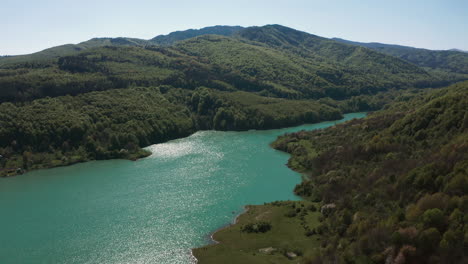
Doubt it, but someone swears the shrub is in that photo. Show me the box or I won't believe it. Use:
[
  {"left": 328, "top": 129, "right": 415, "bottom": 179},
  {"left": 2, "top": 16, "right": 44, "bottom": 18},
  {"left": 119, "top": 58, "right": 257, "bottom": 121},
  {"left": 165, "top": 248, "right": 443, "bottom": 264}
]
[
  {"left": 284, "top": 209, "right": 297, "bottom": 218},
  {"left": 241, "top": 221, "right": 272, "bottom": 233},
  {"left": 445, "top": 173, "right": 468, "bottom": 195},
  {"left": 307, "top": 204, "right": 317, "bottom": 212},
  {"left": 418, "top": 228, "right": 441, "bottom": 252},
  {"left": 421, "top": 208, "right": 446, "bottom": 230},
  {"left": 416, "top": 193, "right": 449, "bottom": 212}
]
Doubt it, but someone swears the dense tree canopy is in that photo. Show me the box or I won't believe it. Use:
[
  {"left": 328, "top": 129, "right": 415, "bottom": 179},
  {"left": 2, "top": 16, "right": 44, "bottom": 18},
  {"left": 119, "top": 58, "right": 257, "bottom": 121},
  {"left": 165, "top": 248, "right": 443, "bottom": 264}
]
[
  {"left": 272, "top": 81, "right": 468, "bottom": 263},
  {"left": 0, "top": 23, "right": 467, "bottom": 263},
  {"left": 2, "top": 25, "right": 459, "bottom": 176},
  {"left": 0, "top": 25, "right": 459, "bottom": 103},
  {"left": 0, "top": 85, "right": 347, "bottom": 176}
]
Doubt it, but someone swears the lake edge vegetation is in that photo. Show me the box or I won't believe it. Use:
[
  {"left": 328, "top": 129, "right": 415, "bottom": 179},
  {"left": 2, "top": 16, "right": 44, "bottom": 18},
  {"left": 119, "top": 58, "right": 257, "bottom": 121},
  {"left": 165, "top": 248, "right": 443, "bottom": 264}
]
[
  {"left": 1, "top": 23, "right": 467, "bottom": 264},
  {"left": 5, "top": 25, "right": 465, "bottom": 176},
  {"left": 195, "top": 81, "right": 468, "bottom": 263}
]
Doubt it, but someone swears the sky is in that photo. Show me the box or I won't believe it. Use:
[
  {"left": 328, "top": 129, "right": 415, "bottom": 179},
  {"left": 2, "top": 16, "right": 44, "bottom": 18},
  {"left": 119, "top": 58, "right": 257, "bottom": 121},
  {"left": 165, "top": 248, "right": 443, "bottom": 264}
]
[{"left": 1, "top": 0, "right": 467, "bottom": 55}]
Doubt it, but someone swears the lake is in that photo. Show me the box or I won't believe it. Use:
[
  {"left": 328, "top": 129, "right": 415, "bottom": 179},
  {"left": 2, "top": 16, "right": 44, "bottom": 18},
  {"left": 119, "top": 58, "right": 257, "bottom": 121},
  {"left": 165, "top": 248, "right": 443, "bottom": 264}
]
[{"left": 0, "top": 113, "right": 366, "bottom": 264}]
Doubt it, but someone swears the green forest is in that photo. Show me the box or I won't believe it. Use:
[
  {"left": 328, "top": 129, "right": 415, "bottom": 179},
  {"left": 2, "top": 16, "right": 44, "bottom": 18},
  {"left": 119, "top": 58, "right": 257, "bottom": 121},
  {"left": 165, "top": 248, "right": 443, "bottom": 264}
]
[
  {"left": 196, "top": 80, "right": 467, "bottom": 264},
  {"left": 1, "top": 24, "right": 467, "bottom": 263},
  {"left": 4, "top": 24, "right": 464, "bottom": 176},
  {"left": 269, "top": 81, "right": 468, "bottom": 263},
  {"left": 0, "top": 85, "right": 346, "bottom": 176}
]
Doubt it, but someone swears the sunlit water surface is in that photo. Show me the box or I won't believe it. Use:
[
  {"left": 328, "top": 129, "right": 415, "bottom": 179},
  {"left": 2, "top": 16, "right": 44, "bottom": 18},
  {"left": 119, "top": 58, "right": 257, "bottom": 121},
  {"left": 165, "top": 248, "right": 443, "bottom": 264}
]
[{"left": 0, "top": 113, "right": 365, "bottom": 263}]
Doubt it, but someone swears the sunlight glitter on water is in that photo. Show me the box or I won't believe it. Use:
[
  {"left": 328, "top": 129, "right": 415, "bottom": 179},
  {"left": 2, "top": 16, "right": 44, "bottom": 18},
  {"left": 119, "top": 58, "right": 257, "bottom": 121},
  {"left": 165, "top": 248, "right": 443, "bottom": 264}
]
[
  {"left": 146, "top": 132, "right": 224, "bottom": 162},
  {"left": 0, "top": 113, "right": 366, "bottom": 264}
]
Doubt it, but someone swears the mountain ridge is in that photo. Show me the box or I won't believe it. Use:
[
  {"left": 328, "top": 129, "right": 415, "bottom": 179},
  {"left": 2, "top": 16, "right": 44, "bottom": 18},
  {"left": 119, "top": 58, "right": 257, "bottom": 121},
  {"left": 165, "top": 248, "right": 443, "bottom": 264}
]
[
  {"left": 0, "top": 25, "right": 449, "bottom": 103},
  {"left": 0, "top": 25, "right": 244, "bottom": 65},
  {"left": 333, "top": 37, "right": 468, "bottom": 76},
  {"left": 1, "top": 24, "right": 460, "bottom": 176},
  {"left": 2, "top": 24, "right": 467, "bottom": 71},
  {"left": 150, "top": 25, "right": 243, "bottom": 45}
]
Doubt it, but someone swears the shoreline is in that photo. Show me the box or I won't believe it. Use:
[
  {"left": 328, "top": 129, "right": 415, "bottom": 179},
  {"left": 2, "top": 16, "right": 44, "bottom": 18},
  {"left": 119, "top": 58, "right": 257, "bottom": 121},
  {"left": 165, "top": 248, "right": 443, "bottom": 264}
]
[
  {"left": 0, "top": 150, "right": 151, "bottom": 178},
  {"left": 191, "top": 200, "right": 321, "bottom": 263},
  {"left": 190, "top": 112, "right": 367, "bottom": 263},
  {"left": 190, "top": 127, "right": 307, "bottom": 262},
  {"left": 2, "top": 113, "right": 365, "bottom": 263},
  {"left": 2, "top": 113, "right": 357, "bottom": 178},
  {"left": 210, "top": 206, "right": 250, "bottom": 244},
  {"left": 190, "top": 206, "right": 250, "bottom": 263}
]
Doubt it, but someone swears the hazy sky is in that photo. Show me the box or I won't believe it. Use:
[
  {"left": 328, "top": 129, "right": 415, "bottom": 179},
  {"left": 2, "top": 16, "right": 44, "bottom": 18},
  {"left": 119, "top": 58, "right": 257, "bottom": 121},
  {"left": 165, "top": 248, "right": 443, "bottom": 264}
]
[{"left": 2, "top": 0, "right": 467, "bottom": 55}]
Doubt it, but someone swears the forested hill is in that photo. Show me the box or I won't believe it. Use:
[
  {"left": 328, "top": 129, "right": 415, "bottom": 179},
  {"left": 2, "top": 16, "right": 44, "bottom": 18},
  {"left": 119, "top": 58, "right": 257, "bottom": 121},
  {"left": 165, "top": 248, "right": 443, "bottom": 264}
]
[
  {"left": 150, "top": 25, "right": 243, "bottom": 45},
  {"left": 271, "top": 81, "right": 468, "bottom": 263},
  {"left": 0, "top": 37, "right": 148, "bottom": 66},
  {"left": 2, "top": 24, "right": 467, "bottom": 85},
  {"left": 334, "top": 37, "right": 468, "bottom": 78},
  {"left": 0, "top": 24, "right": 467, "bottom": 176},
  {"left": 0, "top": 25, "right": 450, "bottom": 103},
  {"left": 0, "top": 26, "right": 242, "bottom": 66}
]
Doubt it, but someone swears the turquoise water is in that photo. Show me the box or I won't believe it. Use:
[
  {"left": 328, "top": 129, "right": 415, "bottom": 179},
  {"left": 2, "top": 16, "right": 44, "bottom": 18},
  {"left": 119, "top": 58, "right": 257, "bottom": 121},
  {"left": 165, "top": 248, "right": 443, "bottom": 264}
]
[{"left": 0, "top": 113, "right": 365, "bottom": 264}]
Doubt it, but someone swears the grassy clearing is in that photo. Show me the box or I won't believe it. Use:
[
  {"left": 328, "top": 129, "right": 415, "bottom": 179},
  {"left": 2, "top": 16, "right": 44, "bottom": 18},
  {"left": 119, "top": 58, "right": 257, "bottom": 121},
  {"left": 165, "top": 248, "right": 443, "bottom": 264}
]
[{"left": 193, "top": 200, "right": 322, "bottom": 264}]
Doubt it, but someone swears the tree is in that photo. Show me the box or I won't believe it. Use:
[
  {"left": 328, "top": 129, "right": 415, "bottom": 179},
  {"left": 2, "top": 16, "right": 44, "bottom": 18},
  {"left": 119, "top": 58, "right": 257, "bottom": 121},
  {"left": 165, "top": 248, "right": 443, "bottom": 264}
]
[
  {"left": 418, "top": 228, "right": 441, "bottom": 253},
  {"left": 422, "top": 208, "right": 446, "bottom": 231}
]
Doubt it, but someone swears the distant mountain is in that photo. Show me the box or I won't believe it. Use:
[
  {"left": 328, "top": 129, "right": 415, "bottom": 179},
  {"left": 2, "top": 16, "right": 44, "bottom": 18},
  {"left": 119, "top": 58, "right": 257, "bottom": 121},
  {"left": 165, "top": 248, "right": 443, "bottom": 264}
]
[
  {"left": 150, "top": 25, "right": 243, "bottom": 45},
  {"left": 1, "top": 24, "right": 465, "bottom": 103},
  {"left": 333, "top": 38, "right": 417, "bottom": 50},
  {"left": 1, "top": 24, "right": 467, "bottom": 177},
  {"left": 0, "top": 26, "right": 244, "bottom": 66},
  {"left": 0, "top": 37, "right": 148, "bottom": 65},
  {"left": 333, "top": 38, "right": 468, "bottom": 76},
  {"left": 0, "top": 24, "right": 446, "bottom": 103},
  {"left": 3, "top": 24, "right": 467, "bottom": 82},
  {"left": 1, "top": 25, "right": 466, "bottom": 264},
  {"left": 237, "top": 25, "right": 426, "bottom": 74},
  {"left": 450, "top": 48, "right": 468, "bottom": 53},
  {"left": 174, "top": 25, "right": 442, "bottom": 98}
]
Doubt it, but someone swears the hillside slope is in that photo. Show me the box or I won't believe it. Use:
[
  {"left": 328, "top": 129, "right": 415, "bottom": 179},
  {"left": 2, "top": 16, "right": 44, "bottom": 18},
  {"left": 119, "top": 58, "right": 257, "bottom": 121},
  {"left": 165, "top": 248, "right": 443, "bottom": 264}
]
[
  {"left": 271, "top": 81, "right": 468, "bottom": 263},
  {"left": 0, "top": 85, "right": 343, "bottom": 176},
  {"left": 1, "top": 25, "right": 466, "bottom": 176},
  {"left": 150, "top": 25, "right": 243, "bottom": 45},
  {"left": 334, "top": 38, "right": 468, "bottom": 78},
  {"left": 196, "top": 81, "right": 468, "bottom": 264},
  {"left": 0, "top": 25, "right": 242, "bottom": 66},
  {"left": 0, "top": 25, "right": 447, "bottom": 103},
  {"left": 0, "top": 37, "right": 148, "bottom": 66}
]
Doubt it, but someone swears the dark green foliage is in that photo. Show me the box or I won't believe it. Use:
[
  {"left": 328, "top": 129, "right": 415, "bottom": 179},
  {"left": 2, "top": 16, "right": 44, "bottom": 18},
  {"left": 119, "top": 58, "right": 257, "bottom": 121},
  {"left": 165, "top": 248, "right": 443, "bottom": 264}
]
[
  {"left": 422, "top": 209, "right": 446, "bottom": 230},
  {"left": 418, "top": 228, "right": 442, "bottom": 253},
  {"left": 0, "top": 87, "right": 194, "bottom": 175},
  {"left": 0, "top": 26, "right": 459, "bottom": 176},
  {"left": 0, "top": 25, "right": 455, "bottom": 103},
  {"left": 6, "top": 24, "right": 437, "bottom": 175},
  {"left": 177, "top": 28, "right": 446, "bottom": 99},
  {"left": 284, "top": 209, "right": 297, "bottom": 218},
  {"left": 272, "top": 81, "right": 468, "bottom": 263},
  {"left": 0, "top": 85, "right": 343, "bottom": 176},
  {"left": 1, "top": 24, "right": 467, "bottom": 262},
  {"left": 307, "top": 204, "right": 317, "bottom": 212},
  {"left": 241, "top": 221, "right": 272, "bottom": 233}
]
